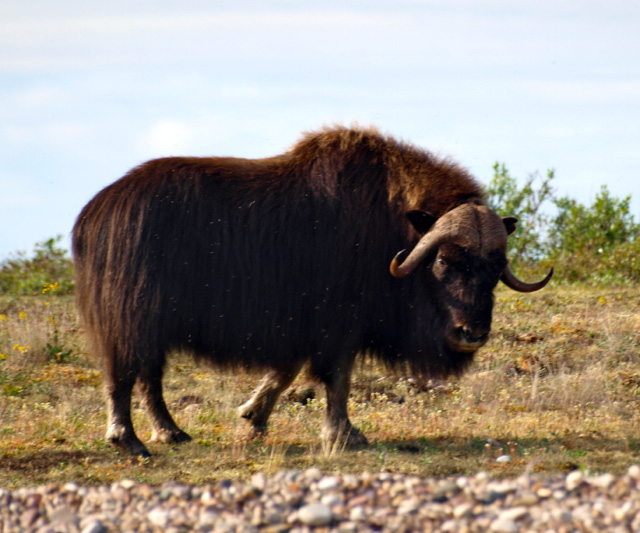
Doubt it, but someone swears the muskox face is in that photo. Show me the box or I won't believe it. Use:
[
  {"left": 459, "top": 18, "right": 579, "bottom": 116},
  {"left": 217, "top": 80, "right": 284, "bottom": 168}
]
[
  {"left": 390, "top": 201, "right": 552, "bottom": 354},
  {"left": 430, "top": 243, "right": 506, "bottom": 352}
]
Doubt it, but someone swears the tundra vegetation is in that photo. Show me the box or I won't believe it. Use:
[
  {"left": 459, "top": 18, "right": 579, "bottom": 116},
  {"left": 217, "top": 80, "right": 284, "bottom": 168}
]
[{"left": 0, "top": 165, "right": 639, "bottom": 489}]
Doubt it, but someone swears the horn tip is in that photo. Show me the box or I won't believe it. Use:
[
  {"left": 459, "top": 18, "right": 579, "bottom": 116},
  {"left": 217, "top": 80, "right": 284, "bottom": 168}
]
[{"left": 390, "top": 250, "right": 408, "bottom": 278}]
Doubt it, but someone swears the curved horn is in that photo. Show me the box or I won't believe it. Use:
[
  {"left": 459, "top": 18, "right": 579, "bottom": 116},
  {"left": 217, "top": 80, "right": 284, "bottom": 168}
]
[
  {"left": 501, "top": 264, "right": 554, "bottom": 293},
  {"left": 389, "top": 231, "right": 445, "bottom": 278}
]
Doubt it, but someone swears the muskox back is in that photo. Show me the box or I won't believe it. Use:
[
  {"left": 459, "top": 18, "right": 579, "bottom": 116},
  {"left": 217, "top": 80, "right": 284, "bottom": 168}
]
[
  {"left": 74, "top": 128, "right": 481, "bottom": 372},
  {"left": 73, "top": 126, "right": 525, "bottom": 457}
]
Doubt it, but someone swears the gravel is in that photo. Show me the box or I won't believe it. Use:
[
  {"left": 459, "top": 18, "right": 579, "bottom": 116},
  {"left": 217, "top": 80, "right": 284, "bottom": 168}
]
[{"left": 3, "top": 465, "right": 640, "bottom": 532}]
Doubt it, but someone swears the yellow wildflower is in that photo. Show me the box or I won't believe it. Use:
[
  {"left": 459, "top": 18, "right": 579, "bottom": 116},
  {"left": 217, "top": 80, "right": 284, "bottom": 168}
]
[
  {"left": 13, "top": 344, "right": 30, "bottom": 353},
  {"left": 18, "top": 311, "right": 27, "bottom": 320},
  {"left": 0, "top": 353, "right": 6, "bottom": 360},
  {"left": 0, "top": 314, "right": 6, "bottom": 321},
  {"left": 42, "top": 282, "right": 60, "bottom": 294}
]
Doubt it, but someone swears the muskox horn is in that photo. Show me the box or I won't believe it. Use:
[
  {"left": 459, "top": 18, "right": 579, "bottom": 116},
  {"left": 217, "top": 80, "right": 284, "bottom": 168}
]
[
  {"left": 501, "top": 264, "right": 554, "bottom": 293},
  {"left": 390, "top": 203, "right": 478, "bottom": 278},
  {"left": 389, "top": 231, "right": 446, "bottom": 278}
]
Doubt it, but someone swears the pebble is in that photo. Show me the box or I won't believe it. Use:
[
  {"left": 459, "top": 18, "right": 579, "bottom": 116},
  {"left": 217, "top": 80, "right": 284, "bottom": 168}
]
[
  {"left": 2, "top": 467, "right": 640, "bottom": 531},
  {"left": 298, "top": 503, "right": 333, "bottom": 526},
  {"left": 317, "top": 476, "right": 340, "bottom": 491},
  {"left": 491, "top": 518, "right": 519, "bottom": 533},
  {"left": 565, "top": 469, "right": 585, "bottom": 491}
]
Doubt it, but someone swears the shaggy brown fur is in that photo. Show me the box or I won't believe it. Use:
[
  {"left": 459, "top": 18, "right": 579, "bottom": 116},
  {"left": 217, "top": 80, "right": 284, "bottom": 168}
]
[{"left": 73, "top": 126, "right": 511, "bottom": 456}]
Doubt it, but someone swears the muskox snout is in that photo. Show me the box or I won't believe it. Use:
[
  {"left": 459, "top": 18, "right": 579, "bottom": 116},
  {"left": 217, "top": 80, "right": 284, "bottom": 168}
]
[{"left": 449, "top": 324, "right": 491, "bottom": 352}]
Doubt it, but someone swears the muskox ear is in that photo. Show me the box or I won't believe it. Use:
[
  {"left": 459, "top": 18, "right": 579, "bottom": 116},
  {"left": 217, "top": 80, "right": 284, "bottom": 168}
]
[
  {"left": 406, "top": 210, "right": 438, "bottom": 235},
  {"left": 502, "top": 216, "right": 518, "bottom": 236}
]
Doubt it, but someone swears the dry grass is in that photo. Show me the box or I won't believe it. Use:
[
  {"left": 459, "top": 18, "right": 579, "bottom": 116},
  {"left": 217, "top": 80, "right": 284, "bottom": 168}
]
[{"left": 1, "top": 285, "right": 640, "bottom": 488}]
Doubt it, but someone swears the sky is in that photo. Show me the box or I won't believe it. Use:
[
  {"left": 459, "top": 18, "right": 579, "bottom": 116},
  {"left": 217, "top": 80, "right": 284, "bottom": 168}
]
[{"left": 1, "top": 0, "right": 639, "bottom": 259}]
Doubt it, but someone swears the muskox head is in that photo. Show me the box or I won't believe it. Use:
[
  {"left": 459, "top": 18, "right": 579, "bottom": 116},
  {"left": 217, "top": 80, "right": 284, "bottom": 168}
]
[{"left": 390, "top": 201, "right": 552, "bottom": 353}]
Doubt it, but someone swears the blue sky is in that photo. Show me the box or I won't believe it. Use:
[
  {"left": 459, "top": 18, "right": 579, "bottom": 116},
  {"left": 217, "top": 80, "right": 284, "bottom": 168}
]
[{"left": 1, "top": 0, "right": 639, "bottom": 259}]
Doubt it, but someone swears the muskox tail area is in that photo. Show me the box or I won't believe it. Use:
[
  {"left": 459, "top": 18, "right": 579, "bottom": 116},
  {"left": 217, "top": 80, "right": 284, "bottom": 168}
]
[
  {"left": 72, "top": 173, "right": 191, "bottom": 456},
  {"left": 72, "top": 173, "right": 167, "bottom": 367}
]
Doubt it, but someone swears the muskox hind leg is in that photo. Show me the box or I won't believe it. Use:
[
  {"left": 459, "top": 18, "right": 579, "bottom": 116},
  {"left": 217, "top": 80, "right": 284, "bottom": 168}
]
[
  {"left": 238, "top": 364, "right": 303, "bottom": 438},
  {"left": 104, "top": 369, "right": 151, "bottom": 457},
  {"left": 137, "top": 366, "right": 192, "bottom": 446},
  {"left": 318, "top": 357, "right": 368, "bottom": 448}
]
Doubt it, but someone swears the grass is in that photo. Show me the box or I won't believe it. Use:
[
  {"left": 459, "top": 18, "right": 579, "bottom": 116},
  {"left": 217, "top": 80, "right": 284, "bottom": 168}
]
[{"left": 1, "top": 284, "right": 640, "bottom": 489}]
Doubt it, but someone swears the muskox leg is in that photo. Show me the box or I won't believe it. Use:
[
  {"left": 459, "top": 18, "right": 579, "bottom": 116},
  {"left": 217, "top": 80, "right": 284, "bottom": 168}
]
[
  {"left": 138, "top": 366, "right": 192, "bottom": 445},
  {"left": 319, "top": 358, "right": 368, "bottom": 448},
  {"left": 238, "top": 365, "right": 302, "bottom": 437},
  {"left": 104, "top": 371, "right": 150, "bottom": 457}
]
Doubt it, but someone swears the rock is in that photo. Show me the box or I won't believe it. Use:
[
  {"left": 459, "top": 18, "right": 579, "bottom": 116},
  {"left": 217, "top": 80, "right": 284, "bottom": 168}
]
[
  {"left": 498, "top": 506, "right": 529, "bottom": 522},
  {"left": 628, "top": 464, "right": 640, "bottom": 481},
  {"left": 537, "top": 486, "right": 553, "bottom": 498},
  {"left": 49, "top": 505, "right": 78, "bottom": 526},
  {"left": 81, "top": 519, "right": 108, "bottom": 533},
  {"left": 397, "top": 497, "right": 419, "bottom": 515},
  {"left": 251, "top": 472, "right": 267, "bottom": 491},
  {"left": 511, "top": 490, "right": 539, "bottom": 506},
  {"left": 490, "top": 518, "right": 519, "bottom": 533},
  {"left": 453, "top": 502, "right": 474, "bottom": 519},
  {"left": 298, "top": 503, "right": 333, "bottom": 526},
  {"left": 349, "top": 506, "right": 367, "bottom": 522},
  {"left": 20, "top": 508, "right": 40, "bottom": 528},
  {"left": 589, "top": 473, "right": 616, "bottom": 490},
  {"left": 303, "top": 467, "right": 323, "bottom": 482},
  {"left": 566, "top": 470, "right": 585, "bottom": 491},
  {"left": 147, "top": 507, "right": 171, "bottom": 528},
  {"left": 317, "top": 476, "right": 340, "bottom": 491}
]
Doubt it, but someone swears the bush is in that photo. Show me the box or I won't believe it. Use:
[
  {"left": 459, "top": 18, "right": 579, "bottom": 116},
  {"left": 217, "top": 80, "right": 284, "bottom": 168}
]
[
  {"left": 485, "top": 166, "right": 639, "bottom": 285},
  {"left": 543, "top": 187, "right": 639, "bottom": 283},
  {"left": 0, "top": 236, "right": 74, "bottom": 296},
  {"left": 484, "top": 163, "right": 555, "bottom": 265}
]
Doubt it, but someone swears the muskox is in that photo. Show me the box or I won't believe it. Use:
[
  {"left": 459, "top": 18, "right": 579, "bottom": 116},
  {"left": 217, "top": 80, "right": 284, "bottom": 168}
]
[{"left": 72, "top": 126, "right": 552, "bottom": 456}]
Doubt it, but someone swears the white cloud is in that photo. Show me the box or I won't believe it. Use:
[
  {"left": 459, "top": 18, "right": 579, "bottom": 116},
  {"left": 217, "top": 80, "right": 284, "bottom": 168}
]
[
  {"left": 137, "top": 120, "right": 196, "bottom": 157},
  {"left": 522, "top": 81, "right": 640, "bottom": 104},
  {"left": 1, "top": 122, "right": 91, "bottom": 148}
]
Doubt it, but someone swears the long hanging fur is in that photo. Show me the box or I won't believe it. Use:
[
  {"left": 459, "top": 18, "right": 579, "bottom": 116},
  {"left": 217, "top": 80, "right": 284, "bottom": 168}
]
[{"left": 72, "top": 126, "right": 485, "bottom": 382}]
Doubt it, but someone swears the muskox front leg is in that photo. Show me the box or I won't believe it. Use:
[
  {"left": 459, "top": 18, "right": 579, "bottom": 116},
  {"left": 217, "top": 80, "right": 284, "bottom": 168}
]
[
  {"left": 138, "top": 366, "right": 192, "bottom": 446},
  {"left": 238, "top": 365, "right": 302, "bottom": 437},
  {"left": 319, "top": 359, "right": 368, "bottom": 448}
]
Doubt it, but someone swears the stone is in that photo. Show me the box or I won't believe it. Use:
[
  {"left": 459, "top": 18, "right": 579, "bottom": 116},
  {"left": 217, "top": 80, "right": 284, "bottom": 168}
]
[
  {"left": 81, "top": 519, "right": 108, "bottom": 533},
  {"left": 566, "top": 470, "right": 585, "bottom": 491},
  {"left": 251, "top": 472, "right": 268, "bottom": 491},
  {"left": 298, "top": 503, "right": 333, "bottom": 526},
  {"left": 349, "top": 506, "right": 367, "bottom": 522},
  {"left": 588, "top": 473, "right": 616, "bottom": 490},
  {"left": 453, "top": 502, "right": 474, "bottom": 519},
  {"left": 628, "top": 464, "right": 640, "bottom": 481},
  {"left": 498, "top": 506, "right": 528, "bottom": 522},
  {"left": 147, "top": 507, "right": 171, "bottom": 528},
  {"left": 490, "top": 518, "right": 519, "bottom": 533},
  {"left": 317, "top": 476, "right": 340, "bottom": 491}
]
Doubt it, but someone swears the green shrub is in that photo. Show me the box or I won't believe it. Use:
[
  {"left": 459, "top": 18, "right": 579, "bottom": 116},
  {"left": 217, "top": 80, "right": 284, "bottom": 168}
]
[
  {"left": 0, "top": 236, "right": 74, "bottom": 296},
  {"left": 485, "top": 165, "right": 639, "bottom": 285},
  {"left": 484, "top": 163, "right": 555, "bottom": 265}
]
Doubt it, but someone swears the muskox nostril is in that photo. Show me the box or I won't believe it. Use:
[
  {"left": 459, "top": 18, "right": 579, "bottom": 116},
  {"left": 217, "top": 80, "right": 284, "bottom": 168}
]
[{"left": 459, "top": 326, "right": 489, "bottom": 344}]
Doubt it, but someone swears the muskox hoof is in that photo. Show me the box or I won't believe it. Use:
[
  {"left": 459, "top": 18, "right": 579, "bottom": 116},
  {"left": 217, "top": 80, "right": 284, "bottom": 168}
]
[
  {"left": 244, "top": 423, "right": 268, "bottom": 441},
  {"left": 106, "top": 424, "right": 151, "bottom": 457},
  {"left": 149, "top": 428, "right": 193, "bottom": 445},
  {"left": 237, "top": 406, "right": 269, "bottom": 439},
  {"left": 321, "top": 425, "right": 369, "bottom": 450}
]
